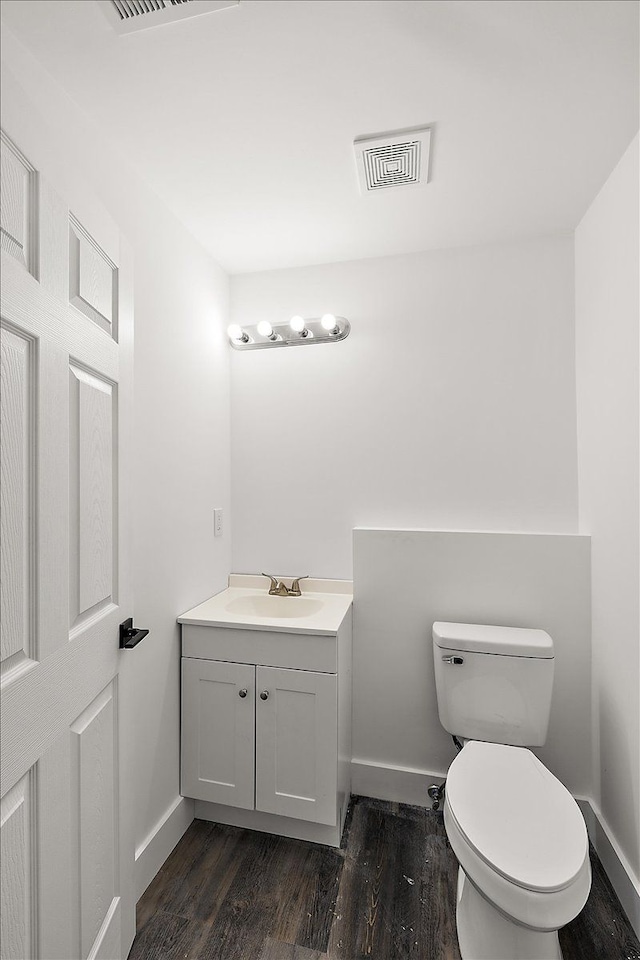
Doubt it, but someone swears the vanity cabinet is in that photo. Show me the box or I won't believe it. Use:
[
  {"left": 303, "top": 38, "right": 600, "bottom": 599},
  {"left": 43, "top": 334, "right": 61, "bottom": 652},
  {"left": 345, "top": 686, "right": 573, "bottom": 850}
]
[
  {"left": 178, "top": 583, "right": 352, "bottom": 848},
  {"left": 181, "top": 658, "right": 337, "bottom": 825}
]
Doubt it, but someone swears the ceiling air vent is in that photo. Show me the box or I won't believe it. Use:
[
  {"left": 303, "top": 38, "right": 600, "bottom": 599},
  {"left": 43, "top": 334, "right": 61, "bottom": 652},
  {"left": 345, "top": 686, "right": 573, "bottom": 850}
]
[
  {"left": 99, "top": 0, "right": 239, "bottom": 35},
  {"left": 354, "top": 126, "right": 432, "bottom": 194}
]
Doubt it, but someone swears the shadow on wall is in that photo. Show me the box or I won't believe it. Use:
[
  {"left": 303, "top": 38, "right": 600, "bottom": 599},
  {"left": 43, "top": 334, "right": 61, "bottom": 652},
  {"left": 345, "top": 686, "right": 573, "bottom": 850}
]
[{"left": 595, "top": 690, "right": 640, "bottom": 875}]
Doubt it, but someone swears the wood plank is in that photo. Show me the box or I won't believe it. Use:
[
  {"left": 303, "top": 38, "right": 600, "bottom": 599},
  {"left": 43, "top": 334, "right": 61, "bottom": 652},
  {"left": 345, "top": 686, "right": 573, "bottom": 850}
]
[
  {"left": 259, "top": 937, "right": 328, "bottom": 960},
  {"left": 138, "top": 820, "right": 242, "bottom": 928},
  {"left": 269, "top": 836, "right": 343, "bottom": 952},
  {"left": 136, "top": 820, "right": 214, "bottom": 928},
  {"left": 331, "top": 800, "right": 460, "bottom": 959},
  {"left": 128, "top": 911, "right": 206, "bottom": 960},
  {"left": 559, "top": 843, "right": 640, "bottom": 960},
  {"left": 130, "top": 796, "right": 640, "bottom": 960},
  {"left": 418, "top": 834, "right": 461, "bottom": 960},
  {"left": 196, "top": 830, "right": 291, "bottom": 960}
]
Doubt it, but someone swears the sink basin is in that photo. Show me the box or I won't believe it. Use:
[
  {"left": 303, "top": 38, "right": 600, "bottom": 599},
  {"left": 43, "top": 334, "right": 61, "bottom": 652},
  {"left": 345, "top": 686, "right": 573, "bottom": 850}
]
[
  {"left": 224, "top": 595, "right": 324, "bottom": 619},
  {"left": 178, "top": 577, "right": 353, "bottom": 634}
]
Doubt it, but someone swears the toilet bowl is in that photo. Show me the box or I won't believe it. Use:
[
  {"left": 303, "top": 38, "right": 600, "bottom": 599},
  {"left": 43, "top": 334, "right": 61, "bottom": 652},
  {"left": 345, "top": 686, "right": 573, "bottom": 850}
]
[{"left": 443, "top": 740, "right": 591, "bottom": 960}]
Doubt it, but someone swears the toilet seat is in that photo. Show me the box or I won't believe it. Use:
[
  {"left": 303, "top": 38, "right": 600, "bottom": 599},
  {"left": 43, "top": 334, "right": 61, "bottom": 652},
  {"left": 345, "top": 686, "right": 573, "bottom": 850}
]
[
  {"left": 444, "top": 741, "right": 591, "bottom": 930},
  {"left": 446, "top": 741, "right": 588, "bottom": 891}
]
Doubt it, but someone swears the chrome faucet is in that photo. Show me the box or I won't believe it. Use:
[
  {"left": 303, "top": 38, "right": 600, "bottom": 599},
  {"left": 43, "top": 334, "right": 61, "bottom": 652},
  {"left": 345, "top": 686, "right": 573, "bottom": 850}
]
[{"left": 262, "top": 573, "right": 309, "bottom": 597}]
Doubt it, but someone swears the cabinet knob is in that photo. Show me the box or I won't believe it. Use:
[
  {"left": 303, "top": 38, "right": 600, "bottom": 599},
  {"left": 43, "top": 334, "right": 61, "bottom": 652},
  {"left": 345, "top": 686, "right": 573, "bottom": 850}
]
[
  {"left": 260, "top": 690, "right": 269, "bottom": 701},
  {"left": 238, "top": 688, "right": 248, "bottom": 698}
]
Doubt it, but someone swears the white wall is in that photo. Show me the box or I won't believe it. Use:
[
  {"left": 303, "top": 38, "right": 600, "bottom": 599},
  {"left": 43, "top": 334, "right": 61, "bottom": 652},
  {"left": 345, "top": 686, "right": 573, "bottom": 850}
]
[
  {"left": 575, "top": 135, "right": 640, "bottom": 911},
  {"left": 352, "top": 529, "right": 591, "bottom": 799},
  {"left": 230, "top": 237, "right": 578, "bottom": 579},
  {"left": 130, "top": 210, "right": 229, "bottom": 874},
  {"left": 1, "top": 29, "right": 231, "bottom": 886}
]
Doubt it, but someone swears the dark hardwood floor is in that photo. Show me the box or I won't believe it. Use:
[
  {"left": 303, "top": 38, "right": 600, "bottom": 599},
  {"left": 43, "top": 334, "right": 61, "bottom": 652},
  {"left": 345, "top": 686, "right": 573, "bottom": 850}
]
[{"left": 130, "top": 796, "right": 640, "bottom": 960}]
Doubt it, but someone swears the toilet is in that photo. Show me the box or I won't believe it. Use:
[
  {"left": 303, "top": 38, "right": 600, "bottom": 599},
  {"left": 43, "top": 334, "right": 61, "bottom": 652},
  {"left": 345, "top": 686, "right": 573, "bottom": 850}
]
[{"left": 432, "top": 622, "right": 591, "bottom": 960}]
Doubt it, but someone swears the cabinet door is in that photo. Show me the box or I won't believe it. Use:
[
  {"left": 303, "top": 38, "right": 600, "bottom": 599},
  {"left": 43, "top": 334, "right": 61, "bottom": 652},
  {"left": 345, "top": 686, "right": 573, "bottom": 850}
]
[
  {"left": 181, "top": 658, "right": 255, "bottom": 809},
  {"left": 255, "top": 666, "right": 337, "bottom": 825}
]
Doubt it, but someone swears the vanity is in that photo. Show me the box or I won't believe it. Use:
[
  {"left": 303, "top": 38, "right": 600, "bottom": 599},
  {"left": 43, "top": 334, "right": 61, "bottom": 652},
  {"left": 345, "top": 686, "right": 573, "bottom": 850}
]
[{"left": 177, "top": 575, "right": 352, "bottom": 847}]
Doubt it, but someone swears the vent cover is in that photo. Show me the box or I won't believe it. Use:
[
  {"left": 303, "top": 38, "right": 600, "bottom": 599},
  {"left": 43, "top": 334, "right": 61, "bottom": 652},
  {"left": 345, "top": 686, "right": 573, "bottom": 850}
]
[
  {"left": 99, "top": 0, "right": 238, "bottom": 34},
  {"left": 354, "top": 127, "right": 432, "bottom": 194}
]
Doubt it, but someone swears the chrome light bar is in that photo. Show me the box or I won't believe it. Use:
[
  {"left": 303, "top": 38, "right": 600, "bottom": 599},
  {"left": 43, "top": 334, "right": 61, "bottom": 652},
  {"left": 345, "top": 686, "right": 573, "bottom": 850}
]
[{"left": 227, "top": 315, "right": 351, "bottom": 350}]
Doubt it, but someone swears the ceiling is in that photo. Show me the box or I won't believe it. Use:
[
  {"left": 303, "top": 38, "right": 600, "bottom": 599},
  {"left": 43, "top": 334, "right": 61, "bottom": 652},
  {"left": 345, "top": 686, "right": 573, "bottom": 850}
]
[{"left": 1, "top": 0, "right": 638, "bottom": 274}]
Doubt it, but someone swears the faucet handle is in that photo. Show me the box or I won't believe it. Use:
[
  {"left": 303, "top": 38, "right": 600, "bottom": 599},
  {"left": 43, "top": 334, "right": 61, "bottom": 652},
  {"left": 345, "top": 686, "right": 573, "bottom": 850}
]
[
  {"left": 261, "top": 573, "right": 279, "bottom": 593},
  {"left": 290, "top": 575, "right": 309, "bottom": 595}
]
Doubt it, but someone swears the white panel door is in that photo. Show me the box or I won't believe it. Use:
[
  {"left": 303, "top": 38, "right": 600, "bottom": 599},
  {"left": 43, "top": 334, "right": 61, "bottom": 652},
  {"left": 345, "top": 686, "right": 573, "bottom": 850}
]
[
  {"left": 255, "top": 666, "right": 337, "bottom": 825},
  {"left": 0, "top": 130, "right": 135, "bottom": 960},
  {"left": 181, "top": 658, "right": 255, "bottom": 809}
]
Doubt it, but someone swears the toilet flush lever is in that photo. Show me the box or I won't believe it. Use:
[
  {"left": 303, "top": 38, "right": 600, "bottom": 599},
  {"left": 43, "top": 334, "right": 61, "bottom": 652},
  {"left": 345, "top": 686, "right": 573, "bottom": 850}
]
[{"left": 442, "top": 655, "right": 464, "bottom": 665}]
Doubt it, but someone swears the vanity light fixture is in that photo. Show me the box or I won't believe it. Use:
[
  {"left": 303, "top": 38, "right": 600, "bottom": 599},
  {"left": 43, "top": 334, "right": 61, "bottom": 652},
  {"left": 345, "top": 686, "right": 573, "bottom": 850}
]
[
  {"left": 227, "top": 315, "right": 351, "bottom": 350},
  {"left": 290, "top": 315, "right": 310, "bottom": 338},
  {"left": 321, "top": 313, "right": 339, "bottom": 335},
  {"left": 257, "top": 320, "right": 280, "bottom": 342},
  {"left": 227, "top": 324, "right": 250, "bottom": 344}
]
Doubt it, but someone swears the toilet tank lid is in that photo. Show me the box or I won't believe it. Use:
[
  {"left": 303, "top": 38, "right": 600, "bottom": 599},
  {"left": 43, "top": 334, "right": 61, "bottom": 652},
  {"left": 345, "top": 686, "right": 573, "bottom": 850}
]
[{"left": 432, "top": 622, "right": 554, "bottom": 658}]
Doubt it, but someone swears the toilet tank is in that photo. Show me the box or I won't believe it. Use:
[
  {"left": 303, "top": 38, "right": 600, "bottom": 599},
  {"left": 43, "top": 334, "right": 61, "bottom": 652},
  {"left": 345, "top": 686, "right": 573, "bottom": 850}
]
[{"left": 432, "top": 622, "right": 554, "bottom": 747}]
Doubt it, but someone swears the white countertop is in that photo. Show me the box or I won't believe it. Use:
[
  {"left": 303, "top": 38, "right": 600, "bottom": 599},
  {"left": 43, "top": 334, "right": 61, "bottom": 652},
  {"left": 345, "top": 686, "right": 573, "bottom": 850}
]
[{"left": 178, "top": 575, "right": 353, "bottom": 636}]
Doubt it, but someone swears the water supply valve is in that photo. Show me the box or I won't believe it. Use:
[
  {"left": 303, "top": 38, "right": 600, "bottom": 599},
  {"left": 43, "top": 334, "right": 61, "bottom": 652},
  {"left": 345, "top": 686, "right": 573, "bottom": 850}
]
[{"left": 428, "top": 781, "right": 446, "bottom": 811}]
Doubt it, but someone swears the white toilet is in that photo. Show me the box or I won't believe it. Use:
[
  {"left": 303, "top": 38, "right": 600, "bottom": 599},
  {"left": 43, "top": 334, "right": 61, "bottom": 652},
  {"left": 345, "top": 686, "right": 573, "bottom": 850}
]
[{"left": 432, "top": 622, "right": 591, "bottom": 960}]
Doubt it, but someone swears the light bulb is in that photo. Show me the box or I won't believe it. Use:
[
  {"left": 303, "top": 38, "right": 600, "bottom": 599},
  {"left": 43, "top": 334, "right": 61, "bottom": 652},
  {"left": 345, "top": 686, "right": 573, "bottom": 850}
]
[
  {"left": 289, "top": 315, "right": 305, "bottom": 332},
  {"left": 321, "top": 314, "right": 339, "bottom": 334},
  {"left": 227, "top": 324, "right": 248, "bottom": 343},
  {"left": 257, "top": 320, "right": 274, "bottom": 338}
]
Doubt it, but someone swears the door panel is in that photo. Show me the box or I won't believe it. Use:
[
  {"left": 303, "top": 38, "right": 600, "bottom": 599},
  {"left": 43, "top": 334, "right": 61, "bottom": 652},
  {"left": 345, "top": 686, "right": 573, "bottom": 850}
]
[
  {"left": 69, "top": 215, "right": 117, "bottom": 337},
  {"left": 0, "top": 131, "right": 36, "bottom": 274},
  {"left": 71, "top": 683, "right": 119, "bottom": 960},
  {"left": 181, "top": 658, "right": 255, "bottom": 809},
  {"left": 69, "top": 364, "right": 115, "bottom": 628},
  {"left": 255, "top": 666, "right": 337, "bottom": 825},
  {"left": 0, "top": 325, "right": 35, "bottom": 679},
  {"left": 0, "top": 128, "right": 134, "bottom": 960},
  {"left": 0, "top": 769, "right": 36, "bottom": 960}
]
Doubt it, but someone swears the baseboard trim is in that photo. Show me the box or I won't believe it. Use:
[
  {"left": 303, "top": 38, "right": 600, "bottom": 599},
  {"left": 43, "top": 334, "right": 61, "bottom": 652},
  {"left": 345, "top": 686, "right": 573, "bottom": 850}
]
[
  {"left": 351, "top": 757, "right": 445, "bottom": 808},
  {"left": 134, "top": 795, "right": 194, "bottom": 901},
  {"left": 351, "top": 759, "right": 639, "bottom": 939},
  {"left": 576, "top": 797, "right": 640, "bottom": 939}
]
